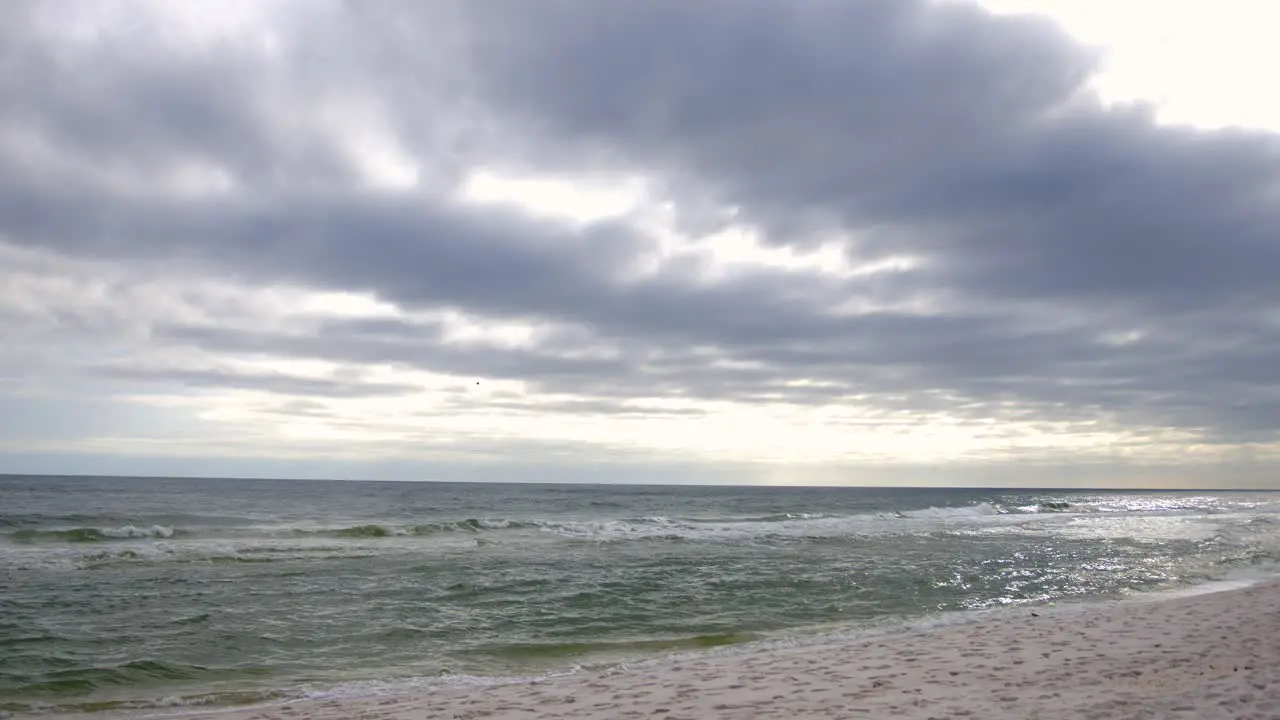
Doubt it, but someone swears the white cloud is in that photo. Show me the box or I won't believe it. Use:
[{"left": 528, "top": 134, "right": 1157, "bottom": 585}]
[
  {"left": 458, "top": 169, "right": 650, "bottom": 225},
  {"left": 966, "top": 0, "right": 1280, "bottom": 130}
]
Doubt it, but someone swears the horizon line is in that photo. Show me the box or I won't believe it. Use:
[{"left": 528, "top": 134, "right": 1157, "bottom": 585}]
[{"left": 0, "top": 472, "right": 1274, "bottom": 492}]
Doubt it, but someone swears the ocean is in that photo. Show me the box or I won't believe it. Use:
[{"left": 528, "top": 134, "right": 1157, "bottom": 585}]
[{"left": 2, "top": 475, "right": 1278, "bottom": 715}]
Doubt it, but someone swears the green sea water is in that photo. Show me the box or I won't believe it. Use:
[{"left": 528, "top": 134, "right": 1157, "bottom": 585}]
[{"left": 3, "top": 475, "right": 1279, "bottom": 714}]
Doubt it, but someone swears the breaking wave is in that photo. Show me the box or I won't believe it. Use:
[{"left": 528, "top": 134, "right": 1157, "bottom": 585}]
[
  {"left": 326, "top": 519, "right": 527, "bottom": 538},
  {"left": 8, "top": 660, "right": 213, "bottom": 696},
  {"left": 8, "top": 525, "right": 177, "bottom": 543},
  {"left": 9, "top": 500, "right": 1279, "bottom": 551},
  {"left": 897, "top": 502, "right": 1005, "bottom": 519}
]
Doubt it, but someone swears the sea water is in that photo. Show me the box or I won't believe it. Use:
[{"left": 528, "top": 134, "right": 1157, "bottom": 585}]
[{"left": 3, "top": 475, "right": 1279, "bottom": 714}]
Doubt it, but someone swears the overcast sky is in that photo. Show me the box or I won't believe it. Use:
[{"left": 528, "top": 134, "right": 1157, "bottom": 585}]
[{"left": 3, "top": 0, "right": 1280, "bottom": 487}]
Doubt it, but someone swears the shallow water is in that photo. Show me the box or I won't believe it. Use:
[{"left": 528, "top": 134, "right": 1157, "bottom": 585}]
[{"left": 3, "top": 475, "right": 1278, "bottom": 713}]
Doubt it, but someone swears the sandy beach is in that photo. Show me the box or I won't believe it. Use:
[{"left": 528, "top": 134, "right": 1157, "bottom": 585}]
[{"left": 135, "top": 579, "right": 1280, "bottom": 720}]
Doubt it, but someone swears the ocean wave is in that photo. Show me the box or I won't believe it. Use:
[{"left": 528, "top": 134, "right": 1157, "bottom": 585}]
[
  {"left": 8, "top": 525, "right": 177, "bottom": 543},
  {"left": 321, "top": 519, "right": 533, "bottom": 538},
  {"left": 897, "top": 502, "right": 1005, "bottom": 519},
  {"left": 9, "top": 500, "right": 1270, "bottom": 552},
  {"left": 319, "top": 508, "right": 1017, "bottom": 542},
  {"left": 533, "top": 507, "right": 1016, "bottom": 543},
  {"left": 8, "top": 659, "right": 209, "bottom": 697},
  {"left": 682, "top": 512, "right": 839, "bottom": 524},
  {"left": 0, "top": 505, "right": 1051, "bottom": 548},
  {"left": 5, "top": 687, "right": 282, "bottom": 715}
]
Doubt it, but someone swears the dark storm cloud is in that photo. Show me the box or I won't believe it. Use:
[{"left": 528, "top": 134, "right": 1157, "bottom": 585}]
[
  {"left": 2, "top": 0, "right": 1280, "bottom": 448},
  {"left": 465, "top": 0, "right": 1280, "bottom": 306}
]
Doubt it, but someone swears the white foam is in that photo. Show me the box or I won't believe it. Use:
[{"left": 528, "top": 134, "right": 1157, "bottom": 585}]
[
  {"left": 534, "top": 505, "right": 1016, "bottom": 542},
  {"left": 898, "top": 503, "right": 1004, "bottom": 519},
  {"left": 102, "top": 524, "right": 175, "bottom": 539},
  {"left": 153, "top": 694, "right": 219, "bottom": 707},
  {"left": 535, "top": 514, "right": 888, "bottom": 542}
]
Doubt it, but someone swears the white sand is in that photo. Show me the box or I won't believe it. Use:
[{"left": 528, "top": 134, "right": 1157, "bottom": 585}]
[{"left": 149, "top": 580, "right": 1280, "bottom": 719}]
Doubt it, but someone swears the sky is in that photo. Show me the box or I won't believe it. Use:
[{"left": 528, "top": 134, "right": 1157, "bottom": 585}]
[{"left": 2, "top": 0, "right": 1280, "bottom": 488}]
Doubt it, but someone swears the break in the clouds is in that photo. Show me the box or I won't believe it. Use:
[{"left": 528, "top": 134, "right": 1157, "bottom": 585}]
[{"left": 2, "top": 0, "right": 1279, "bottom": 487}]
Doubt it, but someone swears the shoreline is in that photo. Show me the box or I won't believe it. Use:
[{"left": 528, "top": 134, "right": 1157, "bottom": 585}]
[{"left": 86, "top": 575, "right": 1280, "bottom": 720}]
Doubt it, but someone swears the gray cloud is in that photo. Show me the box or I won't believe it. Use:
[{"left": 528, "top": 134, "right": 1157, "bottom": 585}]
[
  {"left": 2, "top": 0, "right": 1280, "bottom": 477},
  {"left": 464, "top": 0, "right": 1280, "bottom": 305},
  {"left": 94, "top": 365, "right": 423, "bottom": 399}
]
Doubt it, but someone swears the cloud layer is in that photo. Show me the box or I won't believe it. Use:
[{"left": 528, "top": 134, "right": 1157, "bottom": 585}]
[{"left": 2, "top": 0, "right": 1279, "bottom": 485}]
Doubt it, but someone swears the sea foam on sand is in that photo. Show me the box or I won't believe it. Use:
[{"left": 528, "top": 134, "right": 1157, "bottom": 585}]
[{"left": 140, "top": 579, "right": 1280, "bottom": 720}]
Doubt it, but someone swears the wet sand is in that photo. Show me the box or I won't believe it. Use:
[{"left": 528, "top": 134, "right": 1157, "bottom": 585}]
[{"left": 142, "top": 579, "right": 1280, "bottom": 719}]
